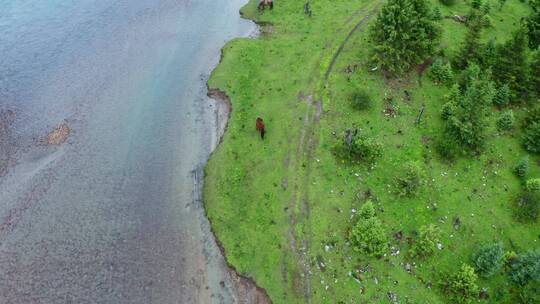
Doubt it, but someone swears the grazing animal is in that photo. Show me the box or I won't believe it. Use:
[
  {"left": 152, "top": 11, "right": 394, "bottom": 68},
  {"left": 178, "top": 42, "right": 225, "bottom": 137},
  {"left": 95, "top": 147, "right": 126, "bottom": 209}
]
[
  {"left": 258, "top": 0, "right": 274, "bottom": 12},
  {"left": 256, "top": 117, "right": 266, "bottom": 140}
]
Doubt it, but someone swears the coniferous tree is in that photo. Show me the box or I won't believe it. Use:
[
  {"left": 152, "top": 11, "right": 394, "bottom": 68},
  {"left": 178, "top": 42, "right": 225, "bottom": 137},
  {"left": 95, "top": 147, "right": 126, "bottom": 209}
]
[
  {"left": 492, "top": 30, "right": 530, "bottom": 101},
  {"left": 530, "top": 50, "right": 540, "bottom": 98},
  {"left": 370, "top": 0, "right": 441, "bottom": 75},
  {"left": 525, "top": 9, "right": 540, "bottom": 49},
  {"left": 454, "top": 13, "right": 484, "bottom": 69},
  {"left": 440, "top": 64, "right": 496, "bottom": 154}
]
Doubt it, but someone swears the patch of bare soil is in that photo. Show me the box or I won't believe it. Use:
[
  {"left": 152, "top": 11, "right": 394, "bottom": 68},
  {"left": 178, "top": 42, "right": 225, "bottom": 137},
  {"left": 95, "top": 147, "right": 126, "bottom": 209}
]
[{"left": 46, "top": 122, "right": 70, "bottom": 145}]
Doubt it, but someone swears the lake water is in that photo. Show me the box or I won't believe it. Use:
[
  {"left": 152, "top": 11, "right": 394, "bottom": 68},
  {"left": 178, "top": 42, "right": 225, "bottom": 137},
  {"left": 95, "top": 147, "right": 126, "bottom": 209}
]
[{"left": 0, "top": 0, "right": 254, "bottom": 303}]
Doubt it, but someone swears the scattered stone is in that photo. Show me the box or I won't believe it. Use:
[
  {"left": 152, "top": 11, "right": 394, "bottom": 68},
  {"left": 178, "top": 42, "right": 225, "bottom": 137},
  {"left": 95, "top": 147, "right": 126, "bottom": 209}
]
[
  {"left": 387, "top": 292, "right": 399, "bottom": 304},
  {"left": 453, "top": 217, "right": 461, "bottom": 230},
  {"left": 46, "top": 121, "right": 70, "bottom": 145},
  {"left": 394, "top": 230, "right": 403, "bottom": 242},
  {"left": 479, "top": 287, "right": 489, "bottom": 300}
]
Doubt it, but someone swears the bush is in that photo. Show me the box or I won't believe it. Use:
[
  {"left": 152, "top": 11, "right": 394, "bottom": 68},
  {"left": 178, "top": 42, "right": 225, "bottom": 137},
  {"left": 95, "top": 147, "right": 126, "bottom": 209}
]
[
  {"left": 526, "top": 178, "right": 540, "bottom": 192},
  {"left": 519, "top": 281, "right": 540, "bottom": 304},
  {"left": 523, "top": 121, "right": 540, "bottom": 153},
  {"left": 436, "top": 133, "right": 461, "bottom": 160},
  {"left": 493, "top": 84, "right": 510, "bottom": 106},
  {"left": 442, "top": 264, "right": 480, "bottom": 304},
  {"left": 497, "top": 110, "right": 515, "bottom": 131},
  {"left": 338, "top": 131, "right": 383, "bottom": 163},
  {"left": 428, "top": 59, "right": 454, "bottom": 85},
  {"left": 395, "top": 162, "right": 424, "bottom": 197},
  {"left": 350, "top": 90, "right": 372, "bottom": 111},
  {"left": 514, "top": 156, "right": 530, "bottom": 181},
  {"left": 440, "top": 0, "right": 456, "bottom": 5},
  {"left": 350, "top": 135, "right": 383, "bottom": 162},
  {"left": 472, "top": 243, "right": 505, "bottom": 277},
  {"left": 510, "top": 248, "right": 540, "bottom": 285},
  {"left": 350, "top": 201, "right": 388, "bottom": 257},
  {"left": 411, "top": 224, "right": 441, "bottom": 258},
  {"left": 515, "top": 190, "right": 540, "bottom": 222}
]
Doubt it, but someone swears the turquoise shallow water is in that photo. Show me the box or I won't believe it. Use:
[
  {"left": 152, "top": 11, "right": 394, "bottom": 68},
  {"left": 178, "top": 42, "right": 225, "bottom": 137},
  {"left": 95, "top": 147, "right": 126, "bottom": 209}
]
[{"left": 0, "top": 1, "right": 253, "bottom": 303}]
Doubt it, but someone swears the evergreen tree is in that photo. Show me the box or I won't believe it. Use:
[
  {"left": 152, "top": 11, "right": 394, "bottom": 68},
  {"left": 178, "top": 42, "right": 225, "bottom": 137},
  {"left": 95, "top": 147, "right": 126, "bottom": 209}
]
[
  {"left": 350, "top": 201, "right": 388, "bottom": 257},
  {"left": 510, "top": 248, "right": 540, "bottom": 285},
  {"left": 433, "top": 6, "right": 443, "bottom": 20},
  {"left": 523, "top": 121, "right": 540, "bottom": 153},
  {"left": 525, "top": 6, "right": 540, "bottom": 49},
  {"left": 441, "top": 64, "right": 496, "bottom": 153},
  {"left": 493, "top": 84, "right": 510, "bottom": 106},
  {"left": 492, "top": 30, "right": 529, "bottom": 101},
  {"left": 370, "top": 0, "right": 441, "bottom": 75},
  {"left": 481, "top": 39, "right": 497, "bottom": 68},
  {"left": 530, "top": 50, "right": 540, "bottom": 98},
  {"left": 473, "top": 243, "right": 505, "bottom": 277},
  {"left": 455, "top": 15, "right": 484, "bottom": 69},
  {"left": 514, "top": 156, "right": 530, "bottom": 181}
]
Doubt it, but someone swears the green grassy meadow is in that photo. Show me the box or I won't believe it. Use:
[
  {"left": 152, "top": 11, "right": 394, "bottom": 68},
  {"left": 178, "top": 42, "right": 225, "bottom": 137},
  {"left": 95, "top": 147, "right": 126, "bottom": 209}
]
[{"left": 204, "top": 0, "right": 539, "bottom": 302}]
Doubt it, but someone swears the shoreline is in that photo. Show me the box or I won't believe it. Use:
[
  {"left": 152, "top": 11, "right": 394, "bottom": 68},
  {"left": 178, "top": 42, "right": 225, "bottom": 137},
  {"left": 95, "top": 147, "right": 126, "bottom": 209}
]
[{"left": 204, "top": 2, "right": 272, "bottom": 303}]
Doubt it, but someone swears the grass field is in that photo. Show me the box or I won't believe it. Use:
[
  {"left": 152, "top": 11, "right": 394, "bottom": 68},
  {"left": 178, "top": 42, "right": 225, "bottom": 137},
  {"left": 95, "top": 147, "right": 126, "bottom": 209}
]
[{"left": 204, "top": 0, "right": 539, "bottom": 302}]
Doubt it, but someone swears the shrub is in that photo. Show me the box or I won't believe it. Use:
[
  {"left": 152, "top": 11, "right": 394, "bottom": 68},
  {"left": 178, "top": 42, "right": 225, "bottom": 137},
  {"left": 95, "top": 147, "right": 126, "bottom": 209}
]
[
  {"left": 436, "top": 135, "right": 461, "bottom": 159},
  {"left": 350, "top": 135, "right": 383, "bottom": 162},
  {"left": 442, "top": 264, "right": 480, "bottom": 304},
  {"left": 395, "top": 162, "right": 424, "bottom": 197},
  {"left": 515, "top": 190, "right": 540, "bottom": 222},
  {"left": 472, "top": 242, "right": 505, "bottom": 277},
  {"left": 411, "top": 224, "right": 441, "bottom": 258},
  {"left": 350, "top": 90, "right": 372, "bottom": 111},
  {"left": 497, "top": 110, "right": 515, "bottom": 131},
  {"left": 338, "top": 131, "right": 383, "bottom": 163},
  {"left": 428, "top": 60, "right": 454, "bottom": 85},
  {"left": 519, "top": 282, "right": 540, "bottom": 304},
  {"left": 350, "top": 201, "right": 388, "bottom": 257},
  {"left": 514, "top": 156, "right": 530, "bottom": 181},
  {"left": 440, "top": 0, "right": 456, "bottom": 5},
  {"left": 510, "top": 248, "right": 540, "bottom": 285},
  {"left": 493, "top": 84, "right": 510, "bottom": 106},
  {"left": 523, "top": 121, "right": 540, "bottom": 153},
  {"left": 526, "top": 178, "right": 540, "bottom": 192}
]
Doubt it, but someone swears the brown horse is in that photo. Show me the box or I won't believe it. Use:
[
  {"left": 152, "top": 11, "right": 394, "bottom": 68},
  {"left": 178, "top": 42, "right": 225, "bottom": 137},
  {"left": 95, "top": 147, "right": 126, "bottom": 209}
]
[
  {"left": 258, "top": 0, "right": 274, "bottom": 11},
  {"left": 256, "top": 117, "right": 266, "bottom": 140}
]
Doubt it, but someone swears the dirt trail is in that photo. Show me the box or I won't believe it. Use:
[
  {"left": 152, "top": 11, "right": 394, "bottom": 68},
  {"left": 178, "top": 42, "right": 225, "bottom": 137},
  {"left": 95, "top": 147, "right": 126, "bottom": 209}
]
[{"left": 283, "top": 4, "right": 381, "bottom": 302}]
